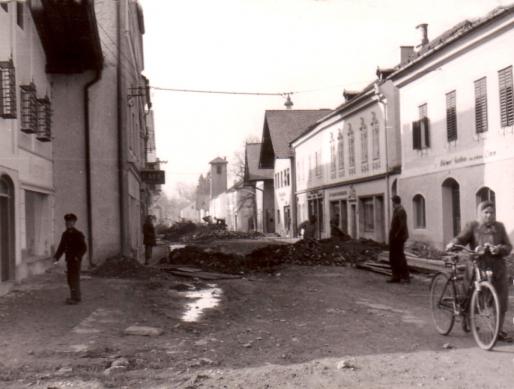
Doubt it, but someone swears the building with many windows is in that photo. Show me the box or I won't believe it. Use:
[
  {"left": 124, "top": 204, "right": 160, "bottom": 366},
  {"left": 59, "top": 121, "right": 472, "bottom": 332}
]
[
  {"left": 390, "top": 5, "right": 514, "bottom": 248},
  {"left": 0, "top": 0, "right": 103, "bottom": 283},
  {"left": 291, "top": 79, "right": 402, "bottom": 242}
]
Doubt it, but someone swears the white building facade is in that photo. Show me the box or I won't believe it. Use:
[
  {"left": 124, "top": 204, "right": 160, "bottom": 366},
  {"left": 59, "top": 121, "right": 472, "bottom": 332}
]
[
  {"left": 292, "top": 81, "right": 402, "bottom": 242},
  {"left": 391, "top": 6, "right": 514, "bottom": 249},
  {"left": 1, "top": 2, "right": 62, "bottom": 283}
]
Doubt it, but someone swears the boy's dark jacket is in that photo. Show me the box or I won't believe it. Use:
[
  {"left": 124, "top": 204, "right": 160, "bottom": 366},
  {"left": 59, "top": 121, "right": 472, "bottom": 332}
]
[{"left": 54, "top": 228, "right": 87, "bottom": 261}]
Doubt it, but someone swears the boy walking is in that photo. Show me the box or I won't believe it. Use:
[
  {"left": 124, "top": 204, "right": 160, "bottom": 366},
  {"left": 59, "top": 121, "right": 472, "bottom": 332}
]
[{"left": 54, "top": 213, "right": 87, "bottom": 304}]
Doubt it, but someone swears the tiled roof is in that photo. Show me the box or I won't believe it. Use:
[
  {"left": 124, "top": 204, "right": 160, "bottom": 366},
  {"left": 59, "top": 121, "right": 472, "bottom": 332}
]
[
  {"left": 209, "top": 157, "right": 227, "bottom": 164},
  {"left": 245, "top": 143, "right": 273, "bottom": 181},
  {"left": 264, "top": 109, "right": 331, "bottom": 158},
  {"left": 391, "top": 5, "right": 514, "bottom": 78}
]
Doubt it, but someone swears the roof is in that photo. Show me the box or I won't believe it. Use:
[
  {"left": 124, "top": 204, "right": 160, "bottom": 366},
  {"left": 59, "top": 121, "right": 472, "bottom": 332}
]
[
  {"left": 262, "top": 109, "right": 331, "bottom": 160},
  {"left": 390, "top": 5, "right": 514, "bottom": 80},
  {"left": 245, "top": 143, "right": 273, "bottom": 182},
  {"left": 291, "top": 82, "right": 376, "bottom": 145},
  {"left": 209, "top": 157, "right": 228, "bottom": 164}
]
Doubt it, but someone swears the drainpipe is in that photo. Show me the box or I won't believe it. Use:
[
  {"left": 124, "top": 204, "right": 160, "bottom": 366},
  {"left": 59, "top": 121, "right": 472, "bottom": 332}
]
[
  {"left": 117, "top": 0, "right": 128, "bottom": 257},
  {"left": 374, "top": 83, "right": 391, "bottom": 240},
  {"left": 84, "top": 70, "right": 102, "bottom": 267}
]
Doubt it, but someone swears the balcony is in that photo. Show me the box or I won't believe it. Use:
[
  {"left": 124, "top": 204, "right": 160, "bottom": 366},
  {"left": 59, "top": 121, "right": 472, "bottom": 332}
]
[{"left": 30, "top": 0, "right": 103, "bottom": 74}]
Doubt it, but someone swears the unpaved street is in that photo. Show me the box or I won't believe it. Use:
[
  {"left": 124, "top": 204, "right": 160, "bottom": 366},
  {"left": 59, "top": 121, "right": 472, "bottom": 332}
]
[{"left": 1, "top": 256, "right": 514, "bottom": 388}]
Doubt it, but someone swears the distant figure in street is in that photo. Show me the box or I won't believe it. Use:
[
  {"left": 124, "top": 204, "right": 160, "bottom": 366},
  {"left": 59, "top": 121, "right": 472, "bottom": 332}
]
[
  {"left": 387, "top": 195, "right": 410, "bottom": 283},
  {"left": 446, "top": 201, "right": 512, "bottom": 342},
  {"left": 53, "top": 213, "right": 87, "bottom": 305},
  {"left": 330, "top": 216, "right": 348, "bottom": 240},
  {"left": 299, "top": 215, "right": 318, "bottom": 246},
  {"left": 143, "top": 215, "right": 156, "bottom": 266}
]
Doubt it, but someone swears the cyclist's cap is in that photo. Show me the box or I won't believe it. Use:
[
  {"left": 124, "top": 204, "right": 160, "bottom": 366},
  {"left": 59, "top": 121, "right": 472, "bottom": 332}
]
[{"left": 478, "top": 201, "right": 494, "bottom": 211}]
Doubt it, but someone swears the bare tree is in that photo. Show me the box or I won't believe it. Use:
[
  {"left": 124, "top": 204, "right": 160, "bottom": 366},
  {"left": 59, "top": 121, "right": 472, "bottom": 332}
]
[{"left": 230, "top": 135, "right": 261, "bottom": 183}]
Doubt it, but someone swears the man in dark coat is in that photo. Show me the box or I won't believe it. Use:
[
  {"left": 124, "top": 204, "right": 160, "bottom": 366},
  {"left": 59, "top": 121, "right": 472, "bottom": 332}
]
[
  {"left": 388, "top": 195, "right": 410, "bottom": 283},
  {"left": 54, "top": 213, "right": 87, "bottom": 304},
  {"left": 143, "top": 215, "right": 156, "bottom": 265}
]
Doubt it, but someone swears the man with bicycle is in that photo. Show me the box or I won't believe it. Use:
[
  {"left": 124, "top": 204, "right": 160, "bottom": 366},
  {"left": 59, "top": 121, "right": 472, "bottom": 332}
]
[{"left": 446, "top": 201, "right": 512, "bottom": 342}]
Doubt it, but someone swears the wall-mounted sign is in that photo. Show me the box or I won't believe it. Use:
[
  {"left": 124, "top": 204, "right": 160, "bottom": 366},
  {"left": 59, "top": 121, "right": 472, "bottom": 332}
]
[{"left": 141, "top": 170, "right": 165, "bottom": 185}]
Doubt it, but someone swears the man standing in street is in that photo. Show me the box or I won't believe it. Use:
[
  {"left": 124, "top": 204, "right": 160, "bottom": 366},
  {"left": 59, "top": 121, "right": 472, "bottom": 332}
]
[
  {"left": 143, "top": 215, "right": 156, "bottom": 265},
  {"left": 54, "top": 213, "right": 87, "bottom": 304},
  {"left": 388, "top": 195, "right": 410, "bottom": 283}
]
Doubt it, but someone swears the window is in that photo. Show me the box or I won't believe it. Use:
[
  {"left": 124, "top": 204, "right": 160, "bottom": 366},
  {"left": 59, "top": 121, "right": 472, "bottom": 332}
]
[
  {"left": 286, "top": 169, "right": 290, "bottom": 186},
  {"left": 413, "top": 104, "right": 430, "bottom": 150},
  {"left": 36, "top": 97, "right": 52, "bottom": 142},
  {"left": 348, "top": 124, "right": 355, "bottom": 168},
  {"left": 276, "top": 209, "right": 281, "bottom": 225},
  {"left": 413, "top": 194, "right": 426, "bottom": 228},
  {"left": 20, "top": 84, "right": 37, "bottom": 133},
  {"left": 216, "top": 165, "right": 222, "bottom": 174},
  {"left": 476, "top": 187, "right": 496, "bottom": 207},
  {"left": 361, "top": 197, "right": 374, "bottom": 232},
  {"left": 371, "top": 112, "right": 380, "bottom": 160},
  {"left": 16, "top": 2, "right": 23, "bottom": 29},
  {"left": 1, "top": 3, "right": 7, "bottom": 12},
  {"left": 337, "top": 129, "right": 344, "bottom": 173},
  {"left": 474, "top": 77, "right": 488, "bottom": 133},
  {"left": 315, "top": 151, "right": 321, "bottom": 177},
  {"left": 284, "top": 206, "right": 291, "bottom": 230},
  {"left": 446, "top": 91, "right": 457, "bottom": 141},
  {"left": 330, "top": 133, "right": 336, "bottom": 177},
  {"left": 498, "top": 66, "right": 513, "bottom": 127},
  {"left": 360, "top": 118, "right": 368, "bottom": 164},
  {"left": 0, "top": 60, "right": 16, "bottom": 118}
]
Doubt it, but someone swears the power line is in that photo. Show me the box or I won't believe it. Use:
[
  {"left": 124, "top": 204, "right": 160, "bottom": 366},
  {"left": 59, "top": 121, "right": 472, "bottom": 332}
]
[{"left": 150, "top": 86, "right": 288, "bottom": 97}]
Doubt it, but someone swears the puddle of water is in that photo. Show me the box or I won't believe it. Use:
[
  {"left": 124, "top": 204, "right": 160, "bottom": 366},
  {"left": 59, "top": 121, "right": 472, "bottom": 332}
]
[{"left": 180, "top": 286, "right": 222, "bottom": 322}]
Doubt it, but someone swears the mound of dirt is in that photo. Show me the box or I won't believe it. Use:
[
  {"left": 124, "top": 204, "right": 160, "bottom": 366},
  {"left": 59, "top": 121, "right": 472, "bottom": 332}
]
[
  {"left": 164, "top": 222, "right": 265, "bottom": 243},
  {"left": 162, "top": 238, "right": 386, "bottom": 274},
  {"left": 92, "top": 256, "right": 159, "bottom": 279}
]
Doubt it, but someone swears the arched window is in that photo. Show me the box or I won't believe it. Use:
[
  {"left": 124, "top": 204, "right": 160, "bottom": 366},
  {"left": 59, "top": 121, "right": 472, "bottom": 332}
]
[
  {"left": 413, "top": 194, "right": 426, "bottom": 228},
  {"left": 371, "top": 112, "right": 380, "bottom": 161},
  {"left": 360, "top": 118, "right": 368, "bottom": 164},
  {"left": 337, "top": 128, "right": 344, "bottom": 174},
  {"left": 348, "top": 123, "right": 355, "bottom": 168},
  {"left": 329, "top": 133, "right": 336, "bottom": 177},
  {"left": 0, "top": 174, "right": 15, "bottom": 281},
  {"left": 476, "top": 187, "right": 496, "bottom": 207}
]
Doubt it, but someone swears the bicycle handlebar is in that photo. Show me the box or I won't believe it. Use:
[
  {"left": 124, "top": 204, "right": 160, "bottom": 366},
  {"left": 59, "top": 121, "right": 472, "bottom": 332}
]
[{"left": 446, "top": 244, "right": 476, "bottom": 254}]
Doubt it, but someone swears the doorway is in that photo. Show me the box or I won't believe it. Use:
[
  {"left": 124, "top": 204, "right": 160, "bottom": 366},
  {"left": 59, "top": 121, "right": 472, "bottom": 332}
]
[
  {"left": 442, "top": 178, "right": 461, "bottom": 244},
  {"left": 0, "top": 175, "right": 15, "bottom": 281}
]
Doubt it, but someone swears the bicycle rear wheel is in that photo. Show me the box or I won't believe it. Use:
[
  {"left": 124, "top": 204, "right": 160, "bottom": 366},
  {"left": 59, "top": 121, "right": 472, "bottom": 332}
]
[
  {"left": 429, "top": 272, "right": 456, "bottom": 335},
  {"left": 470, "top": 281, "right": 500, "bottom": 351}
]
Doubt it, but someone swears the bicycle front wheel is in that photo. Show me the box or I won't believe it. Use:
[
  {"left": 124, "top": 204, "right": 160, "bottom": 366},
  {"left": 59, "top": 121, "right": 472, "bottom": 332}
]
[
  {"left": 429, "top": 272, "right": 456, "bottom": 335},
  {"left": 470, "top": 281, "right": 500, "bottom": 351}
]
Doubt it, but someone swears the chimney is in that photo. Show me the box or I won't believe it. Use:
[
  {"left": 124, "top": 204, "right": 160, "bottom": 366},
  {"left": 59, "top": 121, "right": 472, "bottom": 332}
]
[
  {"left": 416, "top": 23, "right": 429, "bottom": 47},
  {"left": 400, "top": 46, "right": 415, "bottom": 65}
]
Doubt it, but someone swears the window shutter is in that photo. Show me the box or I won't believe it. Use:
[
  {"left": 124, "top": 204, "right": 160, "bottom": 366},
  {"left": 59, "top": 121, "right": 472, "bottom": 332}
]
[
  {"left": 498, "top": 66, "right": 513, "bottom": 128},
  {"left": 423, "top": 117, "right": 430, "bottom": 148},
  {"left": 412, "top": 120, "right": 420, "bottom": 149},
  {"left": 446, "top": 91, "right": 457, "bottom": 142},
  {"left": 0, "top": 60, "right": 17, "bottom": 118},
  {"left": 474, "top": 77, "right": 488, "bottom": 133}
]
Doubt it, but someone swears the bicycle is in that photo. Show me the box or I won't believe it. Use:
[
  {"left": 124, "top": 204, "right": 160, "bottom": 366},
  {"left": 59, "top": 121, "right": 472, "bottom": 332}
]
[{"left": 429, "top": 244, "right": 501, "bottom": 350}]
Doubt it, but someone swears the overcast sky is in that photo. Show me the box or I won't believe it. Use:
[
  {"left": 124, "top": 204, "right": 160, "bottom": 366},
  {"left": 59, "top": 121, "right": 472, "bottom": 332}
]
[{"left": 140, "top": 0, "right": 510, "bottom": 197}]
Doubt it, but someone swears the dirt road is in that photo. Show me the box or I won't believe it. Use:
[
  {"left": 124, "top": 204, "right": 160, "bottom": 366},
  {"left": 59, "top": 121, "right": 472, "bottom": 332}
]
[{"left": 1, "top": 256, "right": 513, "bottom": 388}]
